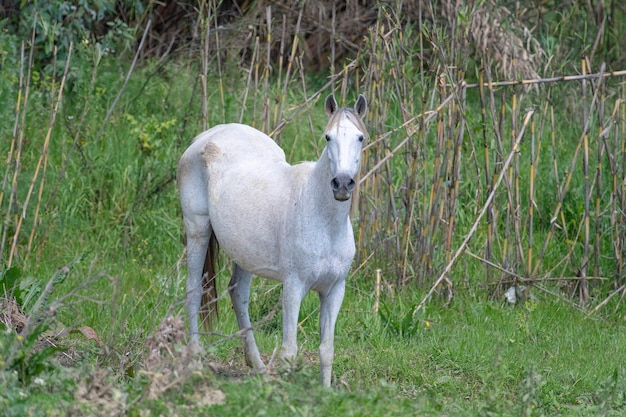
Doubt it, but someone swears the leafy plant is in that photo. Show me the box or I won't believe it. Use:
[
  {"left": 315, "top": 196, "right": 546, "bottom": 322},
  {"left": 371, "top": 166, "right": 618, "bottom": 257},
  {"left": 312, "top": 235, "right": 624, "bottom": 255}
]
[
  {"left": 5, "top": 0, "right": 136, "bottom": 67},
  {"left": 0, "top": 267, "right": 22, "bottom": 305},
  {"left": 378, "top": 302, "right": 423, "bottom": 339},
  {"left": 519, "top": 366, "right": 544, "bottom": 417},
  {"left": 1, "top": 320, "right": 59, "bottom": 386},
  {"left": 124, "top": 112, "right": 178, "bottom": 156},
  {"left": 593, "top": 368, "right": 626, "bottom": 414},
  {"left": 0, "top": 263, "right": 72, "bottom": 386}
]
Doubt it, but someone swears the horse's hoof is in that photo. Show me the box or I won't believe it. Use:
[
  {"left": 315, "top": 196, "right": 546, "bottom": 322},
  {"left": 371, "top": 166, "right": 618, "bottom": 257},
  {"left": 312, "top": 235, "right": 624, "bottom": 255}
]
[{"left": 189, "top": 343, "right": 204, "bottom": 356}]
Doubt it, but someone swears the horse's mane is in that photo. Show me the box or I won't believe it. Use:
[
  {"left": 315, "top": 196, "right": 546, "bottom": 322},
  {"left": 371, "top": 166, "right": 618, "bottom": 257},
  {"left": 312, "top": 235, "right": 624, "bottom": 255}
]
[{"left": 325, "top": 108, "right": 368, "bottom": 142}]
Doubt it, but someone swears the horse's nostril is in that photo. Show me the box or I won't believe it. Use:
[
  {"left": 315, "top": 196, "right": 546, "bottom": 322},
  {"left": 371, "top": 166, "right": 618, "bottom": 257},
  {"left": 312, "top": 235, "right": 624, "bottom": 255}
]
[{"left": 331, "top": 174, "right": 355, "bottom": 192}]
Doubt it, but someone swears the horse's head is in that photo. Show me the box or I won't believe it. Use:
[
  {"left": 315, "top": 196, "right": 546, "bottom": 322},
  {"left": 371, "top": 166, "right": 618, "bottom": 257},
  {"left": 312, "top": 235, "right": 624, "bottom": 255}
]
[{"left": 324, "top": 94, "right": 368, "bottom": 201}]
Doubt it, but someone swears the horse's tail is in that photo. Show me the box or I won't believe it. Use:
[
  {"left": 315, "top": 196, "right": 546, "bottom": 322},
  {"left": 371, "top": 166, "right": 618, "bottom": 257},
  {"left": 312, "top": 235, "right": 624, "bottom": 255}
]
[{"left": 200, "top": 232, "right": 219, "bottom": 330}]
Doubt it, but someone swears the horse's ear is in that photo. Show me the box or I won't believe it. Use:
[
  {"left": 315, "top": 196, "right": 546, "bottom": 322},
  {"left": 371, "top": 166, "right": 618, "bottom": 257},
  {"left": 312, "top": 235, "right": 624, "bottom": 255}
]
[
  {"left": 325, "top": 94, "right": 338, "bottom": 117},
  {"left": 354, "top": 94, "right": 367, "bottom": 118}
]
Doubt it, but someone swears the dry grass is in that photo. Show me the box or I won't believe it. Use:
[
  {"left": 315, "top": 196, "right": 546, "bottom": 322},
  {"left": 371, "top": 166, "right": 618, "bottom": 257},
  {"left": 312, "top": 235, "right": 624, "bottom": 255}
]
[
  {"left": 0, "top": 296, "right": 27, "bottom": 334},
  {"left": 460, "top": 0, "right": 544, "bottom": 80}
]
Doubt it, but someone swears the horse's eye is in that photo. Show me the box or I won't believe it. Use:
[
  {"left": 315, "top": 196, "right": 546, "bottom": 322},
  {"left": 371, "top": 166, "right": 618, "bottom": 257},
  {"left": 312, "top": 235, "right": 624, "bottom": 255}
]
[
  {"left": 325, "top": 134, "right": 331, "bottom": 141},
  {"left": 358, "top": 135, "right": 364, "bottom": 142}
]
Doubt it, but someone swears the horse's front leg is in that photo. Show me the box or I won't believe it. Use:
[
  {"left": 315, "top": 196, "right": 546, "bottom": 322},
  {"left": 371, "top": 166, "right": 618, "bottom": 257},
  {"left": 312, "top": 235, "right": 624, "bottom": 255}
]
[
  {"left": 280, "top": 279, "right": 306, "bottom": 362},
  {"left": 318, "top": 279, "right": 346, "bottom": 387},
  {"left": 229, "top": 265, "right": 265, "bottom": 371}
]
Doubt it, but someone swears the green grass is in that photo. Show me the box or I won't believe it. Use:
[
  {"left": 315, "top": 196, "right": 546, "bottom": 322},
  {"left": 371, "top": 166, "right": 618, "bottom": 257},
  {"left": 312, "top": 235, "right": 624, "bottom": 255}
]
[
  {"left": 4, "top": 277, "right": 626, "bottom": 416},
  {"left": 192, "top": 287, "right": 626, "bottom": 416}
]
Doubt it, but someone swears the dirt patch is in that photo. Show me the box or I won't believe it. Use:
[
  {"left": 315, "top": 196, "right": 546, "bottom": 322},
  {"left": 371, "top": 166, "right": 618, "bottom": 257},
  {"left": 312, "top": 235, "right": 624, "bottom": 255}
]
[
  {"left": 75, "top": 369, "right": 128, "bottom": 416},
  {"left": 143, "top": 315, "right": 189, "bottom": 372},
  {"left": 142, "top": 315, "right": 225, "bottom": 405}
]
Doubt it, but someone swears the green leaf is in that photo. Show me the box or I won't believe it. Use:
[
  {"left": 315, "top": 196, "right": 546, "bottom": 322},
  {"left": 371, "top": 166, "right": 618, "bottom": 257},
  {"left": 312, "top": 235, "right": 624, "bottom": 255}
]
[
  {"left": 1, "top": 266, "right": 22, "bottom": 291},
  {"left": 1, "top": 266, "right": 23, "bottom": 305}
]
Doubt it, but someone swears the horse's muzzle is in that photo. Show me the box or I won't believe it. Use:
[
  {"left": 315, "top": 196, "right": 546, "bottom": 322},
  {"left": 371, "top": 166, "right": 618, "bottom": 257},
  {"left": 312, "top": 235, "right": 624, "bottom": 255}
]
[{"left": 331, "top": 174, "right": 355, "bottom": 201}]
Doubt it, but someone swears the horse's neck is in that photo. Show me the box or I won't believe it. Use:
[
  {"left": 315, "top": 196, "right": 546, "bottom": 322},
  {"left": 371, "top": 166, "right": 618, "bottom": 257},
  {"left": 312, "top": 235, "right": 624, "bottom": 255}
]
[{"left": 302, "top": 148, "right": 351, "bottom": 225}]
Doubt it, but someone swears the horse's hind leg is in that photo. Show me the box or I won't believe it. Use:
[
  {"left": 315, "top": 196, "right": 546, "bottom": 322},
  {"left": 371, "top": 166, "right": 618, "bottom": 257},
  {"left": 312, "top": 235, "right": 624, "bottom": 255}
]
[
  {"left": 229, "top": 264, "right": 266, "bottom": 371},
  {"left": 183, "top": 217, "right": 210, "bottom": 350},
  {"left": 178, "top": 153, "right": 211, "bottom": 350}
]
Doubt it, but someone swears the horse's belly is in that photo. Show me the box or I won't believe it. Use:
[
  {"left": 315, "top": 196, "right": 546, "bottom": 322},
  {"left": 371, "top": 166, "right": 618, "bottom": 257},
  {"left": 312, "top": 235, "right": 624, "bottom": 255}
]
[
  {"left": 209, "top": 211, "right": 283, "bottom": 278},
  {"left": 206, "top": 155, "right": 292, "bottom": 281},
  {"left": 221, "top": 238, "right": 282, "bottom": 280}
]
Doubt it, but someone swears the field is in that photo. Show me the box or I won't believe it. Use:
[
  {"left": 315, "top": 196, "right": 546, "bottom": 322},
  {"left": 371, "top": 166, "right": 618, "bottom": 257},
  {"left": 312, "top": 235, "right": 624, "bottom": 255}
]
[{"left": 2, "top": 2, "right": 626, "bottom": 416}]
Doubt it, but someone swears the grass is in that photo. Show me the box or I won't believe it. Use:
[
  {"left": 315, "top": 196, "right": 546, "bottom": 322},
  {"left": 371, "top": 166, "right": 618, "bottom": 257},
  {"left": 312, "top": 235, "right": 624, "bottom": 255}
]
[
  {"left": 6, "top": 279, "right": 625, "bottom": 416},
  {"left": 214, "top": 288, "right": 626, "bottom": 417}
]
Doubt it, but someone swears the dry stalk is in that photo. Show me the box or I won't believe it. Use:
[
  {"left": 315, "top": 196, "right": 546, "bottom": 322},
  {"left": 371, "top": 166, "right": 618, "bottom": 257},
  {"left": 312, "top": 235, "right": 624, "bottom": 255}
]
[
  {"left": 214, "top": 0, "right": 225, "bottom": 124},
  {"left": 580, "top": 58, "right": 591, "bottom": 302},
  {"left": 275, "top": 6, "right": 303, "bottom": 136},
  {"left": 23, "top": 44, "right": 73, "bottom": 261},
  {"left": 359, "top": 93, "right": 456, "bottom": 184},
  {"left": 478, "top": 70, "right": 493, "bottom": 282},
  {"left": 240, "top": 36, "right": 259, "bottom": 124},
  {"left": 40, "top": 46, "right": 100, "bottom": 230},
  {"left": 589, "top": 284, "right": 626, "bottom": 316},
  {"left": 373, "top": 269, "right": 381, "bottom": 314},
  {"left": 593, "top": 70, "right": 606, "bottom": 279},
  {"left": 513, "top": 91, "right": 526, "bottom": 271},
  {"left": 4, "top": 25, "right": 36, "bottom": 267},
  {"left": 199, "top": 0, "right": 210, "bottom": 131},
  {"left": 262, "top": 6, "right": 272, "bottom": 133},
  {"left": 447, "top": 85, "right": 464, "bottom": 268},
  {"left": 620, "top": 144, "right": 625, "bottom": 288},
  {"left": 533, "top": 64, "right": 607, "bottom": 278},
  {"left": 548, "top": 101, "right": 565, "bottom": 245},
  {"left": 251, "top": 35, "right": 261, "bottom": 126},
  {"left": 95, "top": 19, "right": 152, "bottom": 142},
  {"left": 484, "top": 73, "right": 510, "bottom": 289},
  {"left": 464, "top": 69, "right": 626, "bottom": 89},
  {"left": 0, "top": 41, "right": 27, "bottom": 265},
  {"left": 527, "top": 104, "right": 536, "bottom": 277},
  {"left": 414, "top": 109, "right": 535, "bottom": 316},
  {"left": 614, "top": 92, "right": 626, "bottom": 283},
  {"left": 0, "top": 44, "right": 24, "bottom": 216},
  {"left": 496, "top": 88, "right": 525, "bottom": 280}
]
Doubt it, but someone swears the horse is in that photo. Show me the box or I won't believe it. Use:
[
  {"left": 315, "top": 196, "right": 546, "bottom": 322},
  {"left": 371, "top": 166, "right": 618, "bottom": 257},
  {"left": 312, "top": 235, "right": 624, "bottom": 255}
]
[{"left": 177, "top": 93, "right": 367, "bottom": 387}]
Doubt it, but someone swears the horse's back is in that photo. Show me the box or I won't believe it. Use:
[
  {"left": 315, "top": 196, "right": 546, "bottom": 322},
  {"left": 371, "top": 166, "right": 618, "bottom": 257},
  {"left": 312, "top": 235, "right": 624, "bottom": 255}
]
[
  {"left": 191, "top": 123, "right": 286, "bottom": 167},
  {"left": 177, "top": 122, "right": 288, "bottom": 234}
]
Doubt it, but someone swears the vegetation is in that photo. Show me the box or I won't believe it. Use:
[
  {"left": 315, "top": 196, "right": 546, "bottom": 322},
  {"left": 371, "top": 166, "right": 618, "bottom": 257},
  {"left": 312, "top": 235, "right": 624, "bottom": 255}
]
[{"left": 1, "top": 1, "right": 626, "bottom": 415}]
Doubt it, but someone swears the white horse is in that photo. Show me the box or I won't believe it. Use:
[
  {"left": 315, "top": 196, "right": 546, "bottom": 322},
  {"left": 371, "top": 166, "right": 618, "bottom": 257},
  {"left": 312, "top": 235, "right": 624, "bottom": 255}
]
[{"left": 177, "top": 94, "right": 367, "bottom": 387}]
